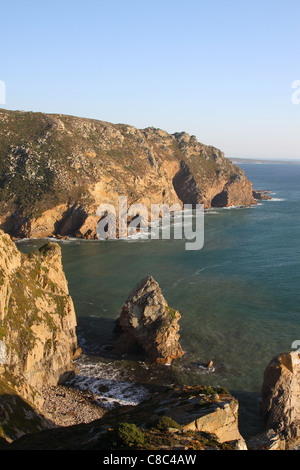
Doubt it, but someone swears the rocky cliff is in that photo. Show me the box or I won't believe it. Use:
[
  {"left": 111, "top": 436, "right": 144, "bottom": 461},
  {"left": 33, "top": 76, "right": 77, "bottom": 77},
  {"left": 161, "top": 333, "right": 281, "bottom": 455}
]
[
  {"left": 0, "top": 230, "right": 81, "bottom": 440},
  {"left": 0, "top": 109, "right": 256, "bottom": 239},
  {"left": 260, "top": 351, "right": 300, "bottom": 449}
]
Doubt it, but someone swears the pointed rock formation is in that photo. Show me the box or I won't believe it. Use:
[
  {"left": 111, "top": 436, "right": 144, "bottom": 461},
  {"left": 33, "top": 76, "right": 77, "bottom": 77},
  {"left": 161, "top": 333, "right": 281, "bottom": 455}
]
[{"left": 114, "top": 276, "right": 184, "bottom": 364}]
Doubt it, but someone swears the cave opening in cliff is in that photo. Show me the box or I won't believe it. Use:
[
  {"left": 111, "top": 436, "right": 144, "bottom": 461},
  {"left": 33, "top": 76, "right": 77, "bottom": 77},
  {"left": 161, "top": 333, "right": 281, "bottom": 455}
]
[
  {"left": 172, "top": 161, "right": 199, "bottom": 209},
  {"left": 211, "top": 191, "right": 229, "bottom": 208}
]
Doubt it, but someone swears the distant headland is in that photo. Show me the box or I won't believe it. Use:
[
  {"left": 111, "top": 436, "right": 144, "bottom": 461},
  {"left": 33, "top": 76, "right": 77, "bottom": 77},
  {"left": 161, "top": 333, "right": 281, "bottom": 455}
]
[{"left": 230, "top": 157, "right": 300, "bottom": 165}]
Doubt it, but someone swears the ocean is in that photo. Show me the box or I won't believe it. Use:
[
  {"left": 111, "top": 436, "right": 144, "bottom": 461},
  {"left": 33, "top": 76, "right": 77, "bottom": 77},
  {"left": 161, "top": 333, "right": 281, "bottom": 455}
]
[{"left": 18, "top": 162, "right": 300, "bottom": 438}]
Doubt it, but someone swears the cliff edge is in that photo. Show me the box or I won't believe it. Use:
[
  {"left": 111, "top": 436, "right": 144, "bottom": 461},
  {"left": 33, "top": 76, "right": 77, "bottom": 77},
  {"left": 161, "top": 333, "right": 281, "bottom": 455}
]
[{"left": 0, "top": 230, "right": 81, "bottom": 440}]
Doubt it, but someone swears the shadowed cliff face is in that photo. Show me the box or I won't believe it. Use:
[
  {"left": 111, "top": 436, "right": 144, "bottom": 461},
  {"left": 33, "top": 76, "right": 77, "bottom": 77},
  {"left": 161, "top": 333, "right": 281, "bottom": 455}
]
[
  {"left": 172, "top": 160, "right": 201, "bottom": 206},
  {"left": 0, "top": 109, "right": 256, "bottom": 238}
]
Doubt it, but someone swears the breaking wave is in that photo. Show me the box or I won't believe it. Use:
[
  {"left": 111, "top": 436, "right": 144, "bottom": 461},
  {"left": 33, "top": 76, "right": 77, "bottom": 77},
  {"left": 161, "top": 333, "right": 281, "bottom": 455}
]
[{"left": 69, "top": 356, "right": 150, "bottom": 410}]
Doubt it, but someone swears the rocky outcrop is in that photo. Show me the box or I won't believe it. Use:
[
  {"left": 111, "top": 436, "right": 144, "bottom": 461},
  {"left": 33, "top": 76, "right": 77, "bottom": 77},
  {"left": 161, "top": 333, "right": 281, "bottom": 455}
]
[
  {"left": 252, "top": 190, "right": 272, "bottom": 201},
  {"left": 114, "top": 276, "right": 184, "bottom": 364},
  {"left": 102, "top": 384, "right": 246, "bottom": 449},
  {"left": 246, "top": 429, "right": 285, "bottom": 450},
  {"left": 0, "top": 230, "right": 81, "bottom": 409},
  {"left": 8, "top": 384, "right": 247, "bottom": 450},
  {"left": 167, "top": 386, "right": 246, "bottom": 447},
  {"left": 0, "top": 109, "right": 257, "bottom": 239},
  {"left": 260, "top": 351, "right": 300, "bottom": 449}
]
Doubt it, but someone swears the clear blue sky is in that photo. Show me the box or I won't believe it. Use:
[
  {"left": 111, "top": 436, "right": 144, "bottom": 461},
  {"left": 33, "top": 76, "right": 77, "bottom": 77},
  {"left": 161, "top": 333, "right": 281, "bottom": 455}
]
[{"left": 1, "top": 0, "right": 299, "bottom": 159}]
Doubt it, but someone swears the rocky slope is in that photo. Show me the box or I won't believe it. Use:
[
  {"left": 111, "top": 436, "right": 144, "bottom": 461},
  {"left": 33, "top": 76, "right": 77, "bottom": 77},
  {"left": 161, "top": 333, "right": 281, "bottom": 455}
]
[
  {"left": 9, "top": 350, "right": 299, "bottom": 451},
  {"left": 7, "top": 384, "right": 247, "bottom": 450},
  {"left": 114, "top": 275, "right": 184, "bottom": 364},
  {"left": 0, "top": 230, "right": 82, "bottom": 440},
  {"left": 0, "top": 108, "right": 256, "bottom": 239},
  {"left": 9, "top": 349, "right": 300, "bottom": 451}
]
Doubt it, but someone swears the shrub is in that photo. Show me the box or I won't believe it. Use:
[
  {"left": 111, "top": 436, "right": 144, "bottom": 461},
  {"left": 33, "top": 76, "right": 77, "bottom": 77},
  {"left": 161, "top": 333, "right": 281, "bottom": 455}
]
[
  {"left": 152, "top": 416, "right": 181, "bottom": 432},
  {"left": 165, "top": 306, "right": 176, "bottom": 319},
  {"left": 114, "top": 422, "right": 145, "bottom": 449}
]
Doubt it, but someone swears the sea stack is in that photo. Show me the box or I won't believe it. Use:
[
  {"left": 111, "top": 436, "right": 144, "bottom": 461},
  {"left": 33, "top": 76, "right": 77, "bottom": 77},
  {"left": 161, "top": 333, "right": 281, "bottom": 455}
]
[{"left": 114, "top": 275, "right": 184, "bottom": 364}]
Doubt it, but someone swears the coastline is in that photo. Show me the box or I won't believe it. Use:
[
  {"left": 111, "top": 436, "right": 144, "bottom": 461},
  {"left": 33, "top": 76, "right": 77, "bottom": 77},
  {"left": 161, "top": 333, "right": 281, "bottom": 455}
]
[
  {"left": 1, "top": 162, "right": 299, "bottom": 449},
  {"left": 13, "top": 189, "right": 290, "bottom": 441}
]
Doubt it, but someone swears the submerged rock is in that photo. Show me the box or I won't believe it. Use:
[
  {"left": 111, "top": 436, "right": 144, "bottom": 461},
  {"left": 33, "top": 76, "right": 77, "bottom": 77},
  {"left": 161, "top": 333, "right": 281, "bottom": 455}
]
[
  {"left": 114, "top": 275, "right": 184, "bottom": 364},
  {"left": 252, "top": 190, "right": 272, "bottom": 200}
]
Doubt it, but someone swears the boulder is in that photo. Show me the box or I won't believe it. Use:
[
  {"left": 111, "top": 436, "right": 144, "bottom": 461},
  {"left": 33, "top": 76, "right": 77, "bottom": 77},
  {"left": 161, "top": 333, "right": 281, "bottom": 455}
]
[
  {"left": 114, "top": 276, "right": 184, "bottom": 364},
  {"left": 260, "top": 351, "right": 300, "bottom": 449},
  {"left": 246, "top": 429, "right": 285, "bottom": 450}
]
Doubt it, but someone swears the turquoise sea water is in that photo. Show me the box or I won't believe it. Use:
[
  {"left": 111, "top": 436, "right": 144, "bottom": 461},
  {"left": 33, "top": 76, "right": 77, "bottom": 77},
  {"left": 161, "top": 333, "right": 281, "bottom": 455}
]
[{"left": 18, "top": 163, "right": 300, "bottom": 437}]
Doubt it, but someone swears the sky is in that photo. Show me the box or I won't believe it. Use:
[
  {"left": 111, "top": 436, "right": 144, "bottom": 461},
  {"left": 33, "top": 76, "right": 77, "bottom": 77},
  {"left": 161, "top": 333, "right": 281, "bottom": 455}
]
[{"left": 0, "top": 0, "right": 299, "bottom": 160}]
